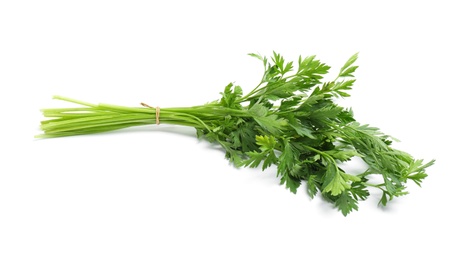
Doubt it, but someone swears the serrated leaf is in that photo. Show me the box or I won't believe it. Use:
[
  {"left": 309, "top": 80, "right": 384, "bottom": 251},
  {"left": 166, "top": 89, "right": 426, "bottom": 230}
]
[
  {"left": 219, "top": 141, "right": 244, "bottom": 167},
  {"left": 262, "top": 64, "right": 280, "bottom": 83},
  {"left": 272, "top": 51, "right": 285, "bottom": 70},
  {"left": 350, "top": 182, "right": 370, "bottom": 201},
  {"left": 220, "top": 83, "right": 243, "bottom": 108},
  {"left": 280, "top": 173, "right": 301, "bottom": 194},
  {"left": 248, "top": 53, "right": 263, "bottom": 60},
  {"left": 278, "top": 139, "right": 298, "bottom": 174},
  {"left": 243, "top": 136, "right": 278, "bottom": 170},
  {"left": 339, "top": 53, "right": 359, "bottom": 78},
  {"left": 298, "top": 55, "right": 331, "bottom": 80},
  {"left": 262, "top": 151, "right": 277, "bottom": 170},
  {"left": 249, "top": 103, "right": 268, "bottom": 117},
  {"left": 407, "top": 172, "right": 428, "bottom": 186},
  {"left": 244, "top": 151, "right": 264, "bottom": 168},
  {"left": 379, "top": 191, "right": 389, "bottom": 206},
  {"left": 279, "top": 96, "right": 301, "bottom": 111},
  {"left": 335, "top": 191, "right": 359, "bottom": 216},
  {"left": 230, "top": 122, "right": 258, "bottom": 152},
  {"left": 322, "top": 163, "right": 350, "bottom": 196},
  {"left": 342, "top": 172, "right": 361, "bottom": 182},
  {"left": 307, "top": 175, "right": 319, "bottom": 199},
  {"left": 249, "top": 104, "right": 287, "bottom": 134},
  {"left": 288, "top": 118, "right": 315, "bottom": 139},
  {"left": 339, "top": 66, "right": 358, "bottom": 78},
  {"left": 248, "top": 52, "right": 267, "bottom": 68},
  {"left": 325, "top": 148, "right": 362, "bottom": 162},
  {"left": 332, "top": 79, "right": 356, "bottom": 97},
  {"left": 255, "top": 135, "right": 276, "bottom": 150},
  {"left": 404, "top": 159, "right": 435, "bottom": 186},
  {"left": 283, "top": 61, "right": 293, "bottom": 75},
  {"left": 255, "top": 115, "right": 287, "bottom": 135}
]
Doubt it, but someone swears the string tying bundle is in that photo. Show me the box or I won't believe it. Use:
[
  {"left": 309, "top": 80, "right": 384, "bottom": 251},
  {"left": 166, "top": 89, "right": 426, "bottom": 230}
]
[{"left": 140, "top": 103, "right": 160, "bottom": 125}]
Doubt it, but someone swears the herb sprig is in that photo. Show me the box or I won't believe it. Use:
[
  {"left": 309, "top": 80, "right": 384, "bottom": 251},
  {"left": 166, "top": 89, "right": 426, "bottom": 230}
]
[{"left": 37, "top": 52, "right": 434, "bottom": 215}]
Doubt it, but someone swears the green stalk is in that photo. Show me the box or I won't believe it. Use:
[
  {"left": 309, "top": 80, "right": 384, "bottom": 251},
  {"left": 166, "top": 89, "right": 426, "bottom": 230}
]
[{"left": 36, "top": 97, "right": 255, "bottom": 138}]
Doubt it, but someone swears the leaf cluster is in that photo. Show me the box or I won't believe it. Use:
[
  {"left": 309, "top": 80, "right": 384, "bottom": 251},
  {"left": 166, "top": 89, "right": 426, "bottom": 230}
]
[{"left": 196, "top": 52, "right": 434, "bottom": 216}]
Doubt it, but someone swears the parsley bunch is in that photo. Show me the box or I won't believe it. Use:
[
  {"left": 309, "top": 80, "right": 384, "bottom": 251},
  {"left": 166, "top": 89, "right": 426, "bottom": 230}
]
[{"left": 37, "top": 52, "right": 434, "bottom": 215}]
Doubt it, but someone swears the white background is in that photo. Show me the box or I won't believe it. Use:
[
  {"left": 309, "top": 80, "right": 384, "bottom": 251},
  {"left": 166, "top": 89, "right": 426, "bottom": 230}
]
[{"left": 0, "top": 0, "right": 454, "bottom": 259}]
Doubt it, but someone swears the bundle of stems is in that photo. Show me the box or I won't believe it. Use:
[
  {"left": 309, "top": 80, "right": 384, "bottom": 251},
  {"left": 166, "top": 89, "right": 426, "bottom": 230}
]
[{"left": 37, "top": 52, "right": 434, "bottom": 215}]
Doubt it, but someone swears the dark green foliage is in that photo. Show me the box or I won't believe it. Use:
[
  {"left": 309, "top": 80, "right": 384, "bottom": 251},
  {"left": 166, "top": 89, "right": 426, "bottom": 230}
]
[
  {"left": 196, "top": 52, "right": 434, "bottom": 215},
  {"left": 38, "top": 52, "right": 435, "bottom": 215}
]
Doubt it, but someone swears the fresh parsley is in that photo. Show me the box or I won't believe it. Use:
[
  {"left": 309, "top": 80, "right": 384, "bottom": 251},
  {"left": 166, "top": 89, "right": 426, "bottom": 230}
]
[{"left": 37, "top": 52, "right": 434, "bottom": 215}]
